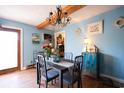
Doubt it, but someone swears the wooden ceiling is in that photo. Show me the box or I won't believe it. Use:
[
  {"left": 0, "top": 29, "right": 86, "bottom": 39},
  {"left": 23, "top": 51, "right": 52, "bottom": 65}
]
[{"left": 36, "top": 5, "right": 87, "bottom": 29}]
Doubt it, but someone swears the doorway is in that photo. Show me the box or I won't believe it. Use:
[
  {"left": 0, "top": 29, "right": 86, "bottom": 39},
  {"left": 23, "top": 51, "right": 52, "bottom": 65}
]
[{"left": 0, "top": 26, "right": 21, "bottom": 74}]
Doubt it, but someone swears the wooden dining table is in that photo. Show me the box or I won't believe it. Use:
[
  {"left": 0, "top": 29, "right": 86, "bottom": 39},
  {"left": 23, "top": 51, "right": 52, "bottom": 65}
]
[{"left": 46, "top": 59, "right": 74, "bottom": 88}]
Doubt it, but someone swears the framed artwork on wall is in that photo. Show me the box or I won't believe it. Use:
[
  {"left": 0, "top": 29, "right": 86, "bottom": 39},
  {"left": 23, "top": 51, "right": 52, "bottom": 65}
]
[
  {"left": 44, "top": 33, "right": 52, "bottom": 42},
  {"left": 87, "top": 20, "right": 103, "bottom": 35},
  {"left": 54, "top": 32, "right": 65, "bottom": 57},
  {"left": 32, "top": 33, "right": 40, "bottom": 44},
  {"left": 42, "top": 33, "right": 53, "bottom": 48},
  {"left": 114, "top": 17, "right": 124, "bottom": 28}
]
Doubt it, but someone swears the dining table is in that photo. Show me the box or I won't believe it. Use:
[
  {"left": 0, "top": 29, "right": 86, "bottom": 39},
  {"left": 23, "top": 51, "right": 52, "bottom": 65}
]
[{"left": 46, "top": 58, "right": 74, "bottom": 88}]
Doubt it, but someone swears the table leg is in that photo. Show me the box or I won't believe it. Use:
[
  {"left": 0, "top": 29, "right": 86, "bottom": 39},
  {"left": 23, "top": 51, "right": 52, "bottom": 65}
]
[
  {"left": 78, "top": 79, "right": 80, "bottom": 88},
  {"left": 59, "top": 71, "right": 63, "bottom": 88}
]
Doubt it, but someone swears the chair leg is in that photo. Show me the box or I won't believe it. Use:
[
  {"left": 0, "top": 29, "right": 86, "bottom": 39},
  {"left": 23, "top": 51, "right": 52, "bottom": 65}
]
[
  {"left": 39, "top": 83, "right": 40, "bottom": 88},
  {"left": 68, "top": 84, "right": 69, "bottom": 88},
  {"left": 80, "top": 79, "right": 82, "bottom": 88},
  {"left": 54, "top": 78, "right": 56, "bottom": 83},
  {"left": 79, "top": 72, "right": 82, "bottom": 88},
  {"left": 77, "top": 80, "right": 80, "bottom": 88},
  {"left": 51, "top": 80, "right": 53, "bottom": 85},
  {"left": 38, "top": 79, "right": 41, "bottom": 88},
  {"left": 45, "top": 81, "right": 48, "bottom": 88}
]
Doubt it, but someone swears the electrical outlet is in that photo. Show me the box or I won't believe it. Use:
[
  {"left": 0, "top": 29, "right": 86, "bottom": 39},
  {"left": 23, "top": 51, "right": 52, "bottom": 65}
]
[{"left": 30, "top": 61, "right": 33, "bottom": 63}]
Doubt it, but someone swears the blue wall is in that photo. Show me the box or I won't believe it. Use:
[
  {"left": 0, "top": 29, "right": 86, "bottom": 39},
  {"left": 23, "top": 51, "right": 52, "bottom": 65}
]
[
  {"left": 63, "top": 6, "right": 124, "bottom": 80},
  {"left": 0, "top": 18, "right": 54, "bottom": 66}
]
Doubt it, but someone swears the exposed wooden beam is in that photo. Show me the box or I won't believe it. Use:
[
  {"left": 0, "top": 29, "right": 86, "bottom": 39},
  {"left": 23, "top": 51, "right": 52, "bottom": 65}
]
[{"left": 36, "top": 5, "right": 87, "bottom": 29}]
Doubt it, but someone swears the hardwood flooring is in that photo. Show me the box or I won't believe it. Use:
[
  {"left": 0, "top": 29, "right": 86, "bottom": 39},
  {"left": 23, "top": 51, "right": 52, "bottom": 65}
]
[
  {"left": 0, "top": 68, "right": 113, "bottom": 88},
  {"left": 0, "top": 68, "right": 37, "bottom": 88}
]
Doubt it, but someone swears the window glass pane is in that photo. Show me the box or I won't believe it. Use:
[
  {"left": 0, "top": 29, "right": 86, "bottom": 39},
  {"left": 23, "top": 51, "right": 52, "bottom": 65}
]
[{"left": 0, "top": 31, "right": 17, "bottom": 70}]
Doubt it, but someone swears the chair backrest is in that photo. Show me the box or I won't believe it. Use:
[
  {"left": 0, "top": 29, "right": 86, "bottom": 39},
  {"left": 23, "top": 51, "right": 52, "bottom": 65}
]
[
  {"left": 75, "top": 55, "right": 83, "bottom": 70},
  {"left": 64, "top": 52, "right": 73, "bottom": 61},
  {"left": 33, "top": 51, "right": 44, "bottom": 63},
  {"left": 37, "top": 54, "right": 47, "bottom": 79},
  {"left": 33, "top": 50, "right": 38, "bottom": 63},
  {"left": 73, "top": 55, "right": 83, "bottom": 79},
  {"left": 37, "top": 51, "right": 44, "bottom": 55}
]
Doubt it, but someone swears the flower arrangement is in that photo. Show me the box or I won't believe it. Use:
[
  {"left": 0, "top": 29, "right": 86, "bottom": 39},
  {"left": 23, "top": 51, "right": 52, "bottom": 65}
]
[{"left": 42, "top": 44, "right": 52, "bottom": 58}]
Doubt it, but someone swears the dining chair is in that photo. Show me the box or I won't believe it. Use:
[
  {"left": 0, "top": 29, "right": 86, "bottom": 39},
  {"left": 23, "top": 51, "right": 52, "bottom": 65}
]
[
  {"left": 63, "top": 52, "right": 73, "bottom": 62},
  {"left": 75, "top": 55, "right": 84, "bottom": 71},
  {"left": 62, "top": 55, "right": 83, "bottom": 88},
  {"left": 37, "top": 54, "right": 59, "bottom": 88},
  {"left": 75, "top": 55, "right": 83, "bottom": 87}
]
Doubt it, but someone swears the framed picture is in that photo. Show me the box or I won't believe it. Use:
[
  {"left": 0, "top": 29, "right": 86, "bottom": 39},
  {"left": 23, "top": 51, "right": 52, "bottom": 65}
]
[
  {"left": 114, "top": 17, "right": 124, "bottom": 28},
  {"left": 44, "top": 33, "right": 52, "bottom": 42},
  {"left": 87, "top": 20, "right": 103, "bottom": 35},
  {"left": 54, "top": 32, "right": 65, "bottom": 57},
  {"left": 32, "top": 33, "right": 40, "bottom": 44}
]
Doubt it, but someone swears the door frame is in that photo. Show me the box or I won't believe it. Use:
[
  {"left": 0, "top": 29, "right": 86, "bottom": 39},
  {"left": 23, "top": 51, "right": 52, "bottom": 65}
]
[{"left": 0, "top": 26, "right": 21, "bottom": 74}]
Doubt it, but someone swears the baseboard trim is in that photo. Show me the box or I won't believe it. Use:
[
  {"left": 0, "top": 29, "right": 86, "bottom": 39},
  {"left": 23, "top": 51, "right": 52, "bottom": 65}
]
[
  {"left": 100, "top": 74, "right": 124, "bottom": 83},
  {"left": 21, "top": 64, "right": 36, "bottom": 70},
  {"left": 20, "top": 67, "right": 27, "bottom": 70}
]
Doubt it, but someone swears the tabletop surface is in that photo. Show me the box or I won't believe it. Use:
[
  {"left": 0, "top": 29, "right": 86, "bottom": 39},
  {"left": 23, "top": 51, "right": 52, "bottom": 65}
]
[
  {"left": 46, "top": 58, "right": 74, "bottom": 68},
  {"left": 46, "top": 58, "right": 74, "bottom": 73}
]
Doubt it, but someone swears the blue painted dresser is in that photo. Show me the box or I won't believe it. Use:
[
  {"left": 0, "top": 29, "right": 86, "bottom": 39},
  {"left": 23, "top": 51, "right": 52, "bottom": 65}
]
[{"left": 82, "top": 52, "right": 99, "bottom": 78}]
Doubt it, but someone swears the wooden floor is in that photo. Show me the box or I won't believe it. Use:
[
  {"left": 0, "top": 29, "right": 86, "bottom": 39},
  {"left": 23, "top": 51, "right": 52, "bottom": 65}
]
[{"left": 0, "top": 68, "right": 113, "bottom": 88}]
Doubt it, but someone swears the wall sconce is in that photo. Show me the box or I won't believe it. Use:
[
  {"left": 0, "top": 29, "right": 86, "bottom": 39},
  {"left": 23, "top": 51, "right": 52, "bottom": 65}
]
[{"left": 75, "top": 28, "right": 81, "bottom": 34}]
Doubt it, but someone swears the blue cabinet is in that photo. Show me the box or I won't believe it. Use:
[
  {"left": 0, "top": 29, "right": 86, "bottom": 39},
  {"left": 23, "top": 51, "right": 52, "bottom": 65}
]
[{"left": 83, "top": 52, "right": 99, "bottom": 78}]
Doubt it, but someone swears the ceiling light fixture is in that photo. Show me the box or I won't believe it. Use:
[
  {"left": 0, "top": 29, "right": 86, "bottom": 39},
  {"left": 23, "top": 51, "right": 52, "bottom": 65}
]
[{"left": 47, "top": 5, "right": 71, "bottom": 30}]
